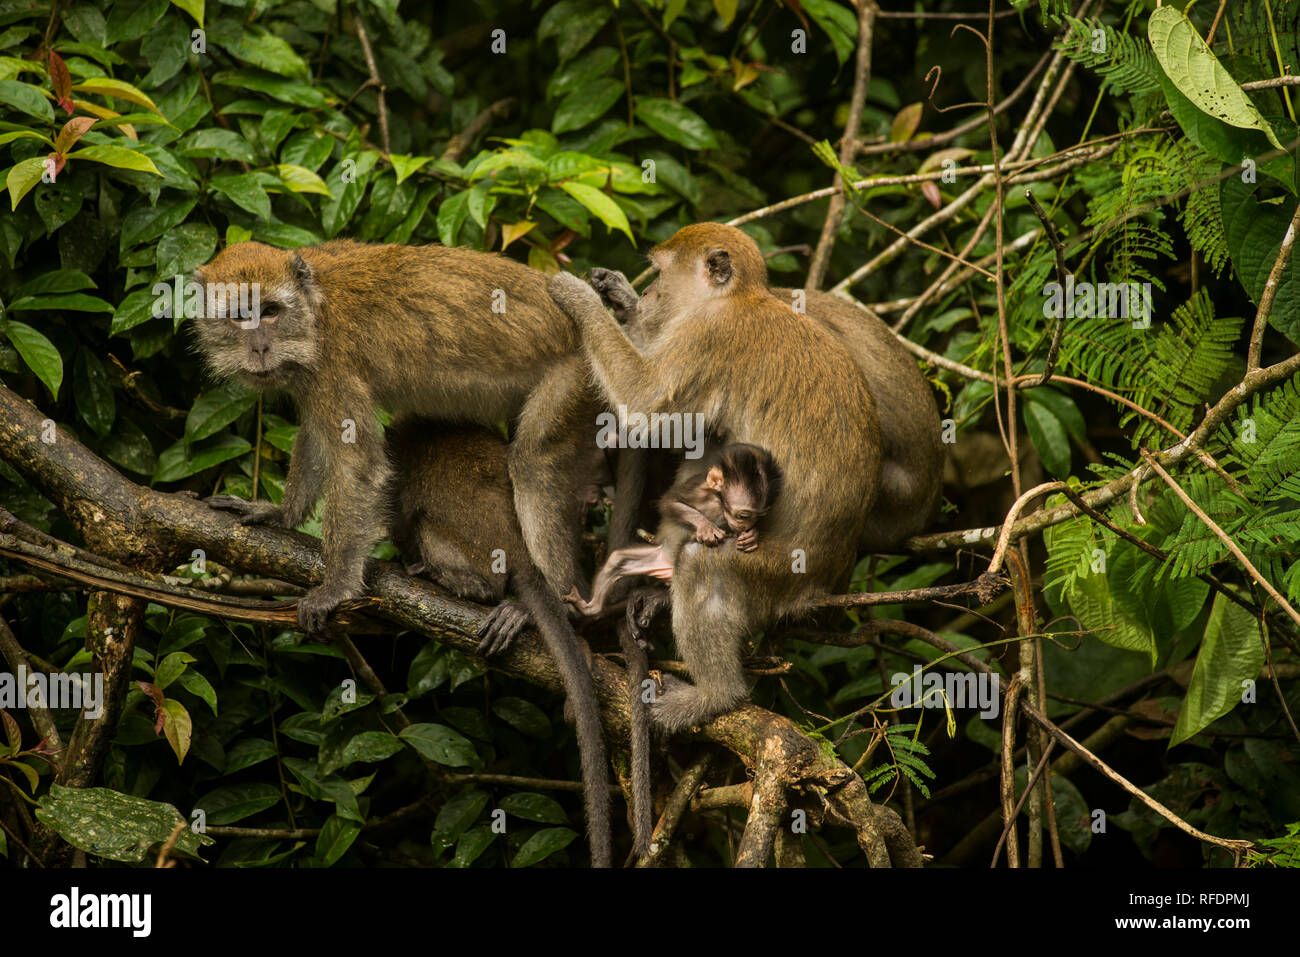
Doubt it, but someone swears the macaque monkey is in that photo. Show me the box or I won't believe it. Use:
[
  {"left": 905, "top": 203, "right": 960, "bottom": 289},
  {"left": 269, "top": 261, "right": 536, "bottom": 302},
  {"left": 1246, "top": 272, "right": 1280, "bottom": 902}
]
[
  {"left": 192, "top": 240, "right": 599, "bottom": 633},
  {"left": 569, "top": 443, "right": 783, "bottom": 618},
  {"left": 548, "top": 223, "right": 883, "bottom": 732},
  {"left": 585, "top": 270, "right": 943, "bottom": 550},
  {"left": 386, "top": 419, "right": 611, "bottom": 868}
]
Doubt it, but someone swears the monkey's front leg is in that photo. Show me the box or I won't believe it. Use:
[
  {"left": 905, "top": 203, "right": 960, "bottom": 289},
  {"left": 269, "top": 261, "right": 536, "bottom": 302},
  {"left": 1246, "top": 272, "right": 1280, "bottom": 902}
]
[
  {"left": 207, "top": 426, "right": 325, "bottom": 528},
  {"left": 548, "top": 272, "right": 663, "bottom": 412},
  {"left": 298, "top": 428, "right": 391, "bottom": 634}
]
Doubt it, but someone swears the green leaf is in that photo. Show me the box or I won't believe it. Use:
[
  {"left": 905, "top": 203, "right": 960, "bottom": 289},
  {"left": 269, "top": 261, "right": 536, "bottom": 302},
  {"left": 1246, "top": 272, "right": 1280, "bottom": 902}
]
[
  {"left": 431, "top": 789, "right": 489, "bottom": 856},
  {"left": 316, "top": 814, "right": 361, "bottom": 867},
  {"left": 0, "top": 80, "right": 53, "bottom": 122},
  {"left": 7, "top": 293, "right": 113, "bottom": 313},
  {"left": 16, "top": 269, "right": 94, "bottom": 298},
  {"left": 211, "top": 70, "right": 327, "bottom": 108},
  {"left": 713, "top": 0, "right": 739, "bottom": 28},
  {"left": 110, "top": 289, "right": 158, "bottom": 336},
  {"left": 120, "top": 195, "right": 198, "bottom": 251},
  {"left": 399, "top": 723, "right": 481, "bottom": 768},
  {"left": 499, "top": 792, "right": 568, "bottom": 824},
  {"left": 276, "top": 163, "right": 332, "bottom": 196},
  {"left": 71, "top": 78, "right": 161, "bottom": 115},
  {"left": 538, "top": 0, "right": 611, "bottom": 63},
  {"left": 4, "top": 320, "right": 63, "bottom": 398},
  {"left": 35, "top": 784, "right": 210, "bottom": 863},
  {"left": 156, "top": 222, "right": 218, "bottom": 277},
  {"left": 180, "top": 129, "right": 257, "bottom": 164},
  {"left": 186, "top": 382, "right": 257, "bottom": 442},
  {"left": 1170, "top": 593, "right": 1265, "bottom": 746},
  {"left": 5, "top": 156, "right": 46, "bottom": 210},
  {"left": 153, "top": 433, "right": 251, "bottom": 482},
  {"left": 1221, "top": 178, "right": 1300, "bottom": 342},
  {"left": 1148, "top": 7, "right": 1283, "bottom": 150},
  {"left": 634, "top": 96, "right": 720, "bottom": 150},
  {"left": 552, "top": 78, "right": 624, "bottom": 134},
  {"left": 74, "top": 349, "right": 115, "bottom": 436},
  {"left": 209, "top": 172, "right": 272, "bottom": 220},
  {"left": 340, "top": 731, "right": 404, "bottom": 765},
  {"left": 436, "top": 190, "right": 471, "bottom": 247},
  {"left": 0, "top": 130, "right": 50, "bottom": 147},
  {"left": 490, "top": 697, "right": 552, "bottom": 739},
  {"left": 510, "top": 827, "right": 577, "bottom": 868},
  {"left": 389, "top": 154, "right": 432, "bottom": 186},
  {"left": 208, "top": 21, "right": 310, "bottom": 80},
  {"left": 155, "top": 650, "right": 194, "bottom": 690},
  {"left": 68, "top": 144, "right": 162, "bottom": 176},
  {"left": 447, "top": 825, "right": 494, "bottom": 867},
  {"left": 194, "top": 782, "right": 282, "bottom": 825},
  {"left": 160, "top": 698, "right": 192, "bottom": 763},
  {"left": 169, "top": 0, "right": 204, "bottom": 27},
  {"left": 560, "top": 181, "right": 633, "bottom": 243},
  {"left": 801, "top": 0, "right": 858, "bottom": 66}
]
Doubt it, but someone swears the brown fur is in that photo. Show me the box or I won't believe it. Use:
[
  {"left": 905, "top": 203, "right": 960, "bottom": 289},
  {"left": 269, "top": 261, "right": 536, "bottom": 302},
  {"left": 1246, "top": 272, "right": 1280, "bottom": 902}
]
[
  {"left": 549, "top": 224, "right": 883, "bottom": 731},
  {"left": 193, "top": 239, "right": 597, "bottom": 632},
  {"left": 387, "top": 420, "right": 611, "bottom": 868}
]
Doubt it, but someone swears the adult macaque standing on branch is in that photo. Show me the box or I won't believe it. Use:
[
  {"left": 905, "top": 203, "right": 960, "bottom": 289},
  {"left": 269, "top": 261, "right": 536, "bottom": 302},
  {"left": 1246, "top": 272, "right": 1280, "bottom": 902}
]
[
  {"left": 548, "top": 223, "right": 884, "bottom": 732},
  {"left": 191, "top": 240, "right": 598, "bottom": 633}
]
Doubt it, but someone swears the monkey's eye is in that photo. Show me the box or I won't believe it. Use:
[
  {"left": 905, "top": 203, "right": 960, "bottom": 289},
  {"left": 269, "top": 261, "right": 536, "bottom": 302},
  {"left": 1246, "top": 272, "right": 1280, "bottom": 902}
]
[
  {"left": 734, "top": 511, "right": 753, "bottom": 522},
  {"left": 260, "top": 302, "right": 281, "bottom": 322}
]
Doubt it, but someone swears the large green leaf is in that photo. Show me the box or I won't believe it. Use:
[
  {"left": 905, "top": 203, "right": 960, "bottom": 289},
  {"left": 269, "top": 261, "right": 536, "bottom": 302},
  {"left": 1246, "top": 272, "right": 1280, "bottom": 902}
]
[
  {"left": 1148, "top": 7, "right": 1283, "bottom": 150},
  {"left": 399, "top": 723, "right": 482, "bottom": 769},
  {"left": 0, "top": 79, "right": 53, "bottom": 121},
  {"left": 1170, "top": 593, "right": 1265, "bottom": 746},
  {"left": 634, "top": 96, "right": 720, "bottom": 150},
  {"left": 185, "top": 381, "right": 257, "bottom": 442},
  {"left": 3, "top": 320, "right": 63, "bottom": 398},
  {"left": 35, "top": 785, "right": 211, "bottom": 863},
  {"left": 560, "top": 181, "right": 633, "bottom": 243},
  {"left": 1221, "top": 178, "right": 1300, "bottom": 342}
]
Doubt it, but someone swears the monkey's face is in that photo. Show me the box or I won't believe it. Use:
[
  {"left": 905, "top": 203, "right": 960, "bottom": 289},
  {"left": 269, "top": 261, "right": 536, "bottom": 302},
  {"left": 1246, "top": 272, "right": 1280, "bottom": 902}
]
[
  {"left": 720, "top": 487, "right": 765, "bottom": 534},
  {"left": 192, "top": 245, "right": 322, "bottom": 390}
]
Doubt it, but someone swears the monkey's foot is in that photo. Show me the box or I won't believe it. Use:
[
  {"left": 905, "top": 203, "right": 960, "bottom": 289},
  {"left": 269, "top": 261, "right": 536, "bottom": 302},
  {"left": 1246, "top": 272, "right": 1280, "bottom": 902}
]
[
  {"left": 205, "top": 494, "right": 285, "bottom": 527},
  {"left": 477, "top": 599, "right": 531, "bottom": 657},
  {"left": 561, "top": 587, "right": 597, "bottom": 618},
  {"left": 649, "top": 675, "right": 742, "bottom": 733},
  {"left": 627, "top": 587, "right": 669, "bottom": 650},
  {"left": 297, "top": 584, "right": 351, "bottom": 634}
]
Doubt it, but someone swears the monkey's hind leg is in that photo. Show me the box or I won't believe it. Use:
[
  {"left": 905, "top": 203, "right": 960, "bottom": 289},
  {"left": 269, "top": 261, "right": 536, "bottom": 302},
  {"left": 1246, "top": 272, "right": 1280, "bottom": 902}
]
[{"left": 650, "top": 569, "right": 750, "bottom": 733}]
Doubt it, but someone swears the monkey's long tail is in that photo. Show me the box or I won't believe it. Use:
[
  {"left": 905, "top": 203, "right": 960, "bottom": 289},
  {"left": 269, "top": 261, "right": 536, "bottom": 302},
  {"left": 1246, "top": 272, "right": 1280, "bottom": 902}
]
[
  {"left": 617, "top": 618, "right": 654, "bottom": 859},
  {"left": 514, "top": 565, "right": 612, "bottom": 869}
]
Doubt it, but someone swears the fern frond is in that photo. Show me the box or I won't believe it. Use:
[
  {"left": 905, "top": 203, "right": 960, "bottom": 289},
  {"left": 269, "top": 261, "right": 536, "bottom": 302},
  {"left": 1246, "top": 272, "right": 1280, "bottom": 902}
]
[{"left": 1058, "top": 16, "right": 1163, "bottom": 98}]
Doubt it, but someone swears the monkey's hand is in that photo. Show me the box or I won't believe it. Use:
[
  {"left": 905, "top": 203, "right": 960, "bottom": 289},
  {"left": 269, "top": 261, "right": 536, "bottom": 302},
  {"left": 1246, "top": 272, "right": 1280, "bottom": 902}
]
[
  {"left": 205, "top": 494, "right": 287, "bottom": 528},
  {"left": 735, "top": 529, "right": 758, "bottom": 552},
  {"left": 477, "top": 600, "right": 531, "bottom": 657},
  {"left": 548, "top": 271, "right": 607, "bottom": 324},
  {"left": 695, "top": 522, "right": 726, "bottom": 545},
  {"left": 588, "top": 268, "right": 639, "bottom": 320}
]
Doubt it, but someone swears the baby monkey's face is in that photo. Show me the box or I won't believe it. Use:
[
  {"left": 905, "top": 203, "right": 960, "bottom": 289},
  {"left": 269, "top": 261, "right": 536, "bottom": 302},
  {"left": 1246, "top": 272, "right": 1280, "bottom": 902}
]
[{"left": 719, "top": 480, "right": 767, "bottom": 533}]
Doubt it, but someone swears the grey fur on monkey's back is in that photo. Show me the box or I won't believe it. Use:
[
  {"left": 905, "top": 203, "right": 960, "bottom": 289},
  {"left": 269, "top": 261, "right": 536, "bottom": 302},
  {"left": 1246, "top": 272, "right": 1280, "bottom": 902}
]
[{"left": 792, "top": 289, "right": 944, "bottom": 550}]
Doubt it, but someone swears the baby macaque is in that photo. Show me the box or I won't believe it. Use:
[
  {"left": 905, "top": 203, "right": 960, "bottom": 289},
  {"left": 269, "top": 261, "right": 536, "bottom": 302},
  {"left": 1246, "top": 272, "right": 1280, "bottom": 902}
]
[{"left": 567, "top": 444, "right": 782, "bottom": 618}]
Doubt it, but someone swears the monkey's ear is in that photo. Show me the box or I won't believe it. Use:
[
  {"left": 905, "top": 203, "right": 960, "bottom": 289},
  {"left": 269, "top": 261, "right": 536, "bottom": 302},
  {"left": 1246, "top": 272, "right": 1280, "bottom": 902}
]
[
  {"left": 705, "top": 465, "right": 725, "bottom": 491},
  {"left": 290, "top": 254, "right": 315, "bottom": 290},
  {"left": 705, "top": 249, "right": 733, "bottom": 286}
]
